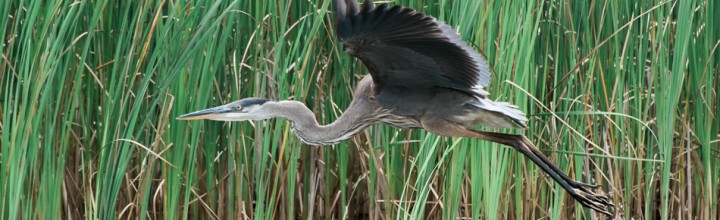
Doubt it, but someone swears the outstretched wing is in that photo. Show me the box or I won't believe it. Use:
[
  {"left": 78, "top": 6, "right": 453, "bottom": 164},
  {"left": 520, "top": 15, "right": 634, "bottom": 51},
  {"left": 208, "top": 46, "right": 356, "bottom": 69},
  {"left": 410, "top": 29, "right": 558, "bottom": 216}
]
[{"left": 334, "top": 0, "right": 492, "bottom": 97}]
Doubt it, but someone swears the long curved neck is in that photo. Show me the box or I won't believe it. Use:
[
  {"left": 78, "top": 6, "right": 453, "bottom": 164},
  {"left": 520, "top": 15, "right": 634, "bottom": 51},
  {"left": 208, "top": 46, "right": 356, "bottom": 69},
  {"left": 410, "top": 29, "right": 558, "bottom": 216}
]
[{"left": 267, "top": 100, "right": 376, "bottom": 145}]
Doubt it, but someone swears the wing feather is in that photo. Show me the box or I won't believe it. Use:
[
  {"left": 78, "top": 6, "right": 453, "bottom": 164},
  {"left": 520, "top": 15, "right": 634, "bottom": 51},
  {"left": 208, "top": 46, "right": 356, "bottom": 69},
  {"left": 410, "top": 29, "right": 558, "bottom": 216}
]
[{"left": 334, "top": 0, "right": 492, "bottom": 96}]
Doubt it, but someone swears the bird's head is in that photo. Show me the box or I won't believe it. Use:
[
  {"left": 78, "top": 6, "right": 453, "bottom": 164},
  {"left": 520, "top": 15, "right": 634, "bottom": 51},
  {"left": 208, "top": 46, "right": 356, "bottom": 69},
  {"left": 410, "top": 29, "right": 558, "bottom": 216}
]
[{"left": 176, "top": 98, "right": 272, "bottom": 121}]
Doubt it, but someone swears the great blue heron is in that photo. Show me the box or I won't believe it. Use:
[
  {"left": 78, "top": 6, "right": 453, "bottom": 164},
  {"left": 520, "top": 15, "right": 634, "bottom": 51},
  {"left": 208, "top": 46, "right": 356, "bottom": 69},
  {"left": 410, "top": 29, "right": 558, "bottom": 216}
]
[{"left": 178, "top": 0, "right": 614, "bottom": 216}]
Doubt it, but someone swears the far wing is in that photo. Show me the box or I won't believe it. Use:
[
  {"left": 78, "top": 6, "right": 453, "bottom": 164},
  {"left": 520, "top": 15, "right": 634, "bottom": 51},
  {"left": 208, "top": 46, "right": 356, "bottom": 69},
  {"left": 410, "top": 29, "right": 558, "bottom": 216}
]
[{"left": 334, "top": 0, "right": 492, "bottom": 97}]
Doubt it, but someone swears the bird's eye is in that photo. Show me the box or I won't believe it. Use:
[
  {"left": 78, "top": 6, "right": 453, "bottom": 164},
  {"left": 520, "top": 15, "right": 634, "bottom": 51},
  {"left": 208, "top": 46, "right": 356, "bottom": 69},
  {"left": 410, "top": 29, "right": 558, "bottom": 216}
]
[{"left": 237, "top": 105, "right": 243, "bottom": 110}]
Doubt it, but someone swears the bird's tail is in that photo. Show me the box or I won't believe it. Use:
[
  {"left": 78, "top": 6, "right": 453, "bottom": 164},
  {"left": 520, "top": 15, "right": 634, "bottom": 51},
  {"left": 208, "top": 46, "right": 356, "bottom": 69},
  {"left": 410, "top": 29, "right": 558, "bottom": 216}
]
[{"left": 468, "top": 99, "right": 528, "bottom": 129}]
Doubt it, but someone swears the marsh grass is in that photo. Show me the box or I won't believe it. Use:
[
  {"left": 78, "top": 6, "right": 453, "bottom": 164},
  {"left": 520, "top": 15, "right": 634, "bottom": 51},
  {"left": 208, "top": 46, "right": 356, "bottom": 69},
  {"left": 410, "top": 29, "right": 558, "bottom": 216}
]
[{"left": 1, "top": 0, "right": 718, "bottom": 219}]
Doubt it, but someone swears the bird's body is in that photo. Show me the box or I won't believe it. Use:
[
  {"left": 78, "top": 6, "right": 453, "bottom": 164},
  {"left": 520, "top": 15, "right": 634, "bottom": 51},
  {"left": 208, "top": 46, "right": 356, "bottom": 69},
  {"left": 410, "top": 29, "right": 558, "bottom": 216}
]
[
  {"left": 178, "top": 0, "right": 614, "bottom": 216},
  {"left": 333, "top": 0, "right": 528, "bottom": 132},
  {"left": 270, "top": 75, "right": 525, "bottom": 145},
  {"left": 363, "top": 75, "right": 526, "bottom": 130}
]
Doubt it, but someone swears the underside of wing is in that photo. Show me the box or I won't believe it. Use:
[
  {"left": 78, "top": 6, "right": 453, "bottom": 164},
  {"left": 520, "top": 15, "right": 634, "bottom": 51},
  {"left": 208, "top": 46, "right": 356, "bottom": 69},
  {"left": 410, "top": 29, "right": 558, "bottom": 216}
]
[{"left": 334, "top": 0, "right": 492, "bottom": 97}]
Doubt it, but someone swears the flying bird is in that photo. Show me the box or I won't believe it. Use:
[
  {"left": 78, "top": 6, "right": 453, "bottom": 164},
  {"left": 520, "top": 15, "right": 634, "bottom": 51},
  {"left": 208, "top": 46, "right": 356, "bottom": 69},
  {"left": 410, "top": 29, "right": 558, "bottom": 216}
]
[{"left": 178, "top": 0, "right": 613, "bottom": 215}]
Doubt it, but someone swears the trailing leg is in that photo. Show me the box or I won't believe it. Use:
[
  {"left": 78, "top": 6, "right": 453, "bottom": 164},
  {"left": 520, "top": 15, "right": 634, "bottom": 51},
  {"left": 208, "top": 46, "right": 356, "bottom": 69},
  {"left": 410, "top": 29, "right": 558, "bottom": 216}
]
[{"left": 419, "top": 117, "right": 614, "bottom": 216}]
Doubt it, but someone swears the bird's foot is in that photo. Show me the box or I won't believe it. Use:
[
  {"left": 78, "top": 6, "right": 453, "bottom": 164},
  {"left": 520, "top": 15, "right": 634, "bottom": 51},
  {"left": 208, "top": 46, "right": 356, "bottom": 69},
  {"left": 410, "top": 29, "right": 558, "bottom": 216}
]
[
  {"left": 570, "top": 180, "right": 600, "bottom": 189},
  {"left": 572, "top": 187, "right": 614, "bottom": 216}
]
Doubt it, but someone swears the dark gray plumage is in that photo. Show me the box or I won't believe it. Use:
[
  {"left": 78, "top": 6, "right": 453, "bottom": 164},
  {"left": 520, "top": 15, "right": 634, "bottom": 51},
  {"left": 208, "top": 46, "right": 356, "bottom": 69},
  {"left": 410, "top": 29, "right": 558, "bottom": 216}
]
[{"left": 178, "top": 0, "right": 613, "bottom": 216}]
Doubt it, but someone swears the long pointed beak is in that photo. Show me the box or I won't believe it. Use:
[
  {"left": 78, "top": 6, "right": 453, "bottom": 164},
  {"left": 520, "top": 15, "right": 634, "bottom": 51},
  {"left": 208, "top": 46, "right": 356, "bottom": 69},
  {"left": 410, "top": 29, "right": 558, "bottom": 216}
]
[{"left": 176, "top": 106, "right": 232, "bottom": 120}]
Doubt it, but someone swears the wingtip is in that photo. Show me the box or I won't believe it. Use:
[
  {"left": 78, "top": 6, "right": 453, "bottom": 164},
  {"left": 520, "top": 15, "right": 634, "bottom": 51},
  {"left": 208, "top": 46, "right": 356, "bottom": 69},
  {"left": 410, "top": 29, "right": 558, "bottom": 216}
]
[
  {"left": 362, "top": 0, "right": 373, "bottom": 12},
  {"left": 336, "top": 0, "right": 372, "bottom": 17},
  {"left": 347, "top": 0, "right": 359, "bottom": 15},
  {"left": 334, "top": 0, "right": 347, "bottom": 20}
]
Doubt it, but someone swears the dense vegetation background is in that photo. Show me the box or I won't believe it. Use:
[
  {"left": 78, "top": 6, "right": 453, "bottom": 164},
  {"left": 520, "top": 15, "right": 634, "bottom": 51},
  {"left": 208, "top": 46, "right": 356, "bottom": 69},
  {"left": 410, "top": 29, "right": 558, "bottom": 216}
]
[{"left": 1, "top": 0, "right": 718, "bottom": 219}]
